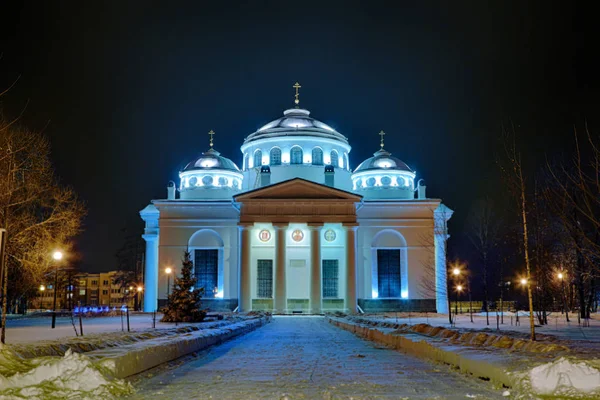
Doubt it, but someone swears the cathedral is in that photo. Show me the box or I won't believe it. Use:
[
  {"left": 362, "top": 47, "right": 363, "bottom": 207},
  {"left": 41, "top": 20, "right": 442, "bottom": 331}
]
[{"left": 140, "top": 84, "right": 452, "bottom": 314}]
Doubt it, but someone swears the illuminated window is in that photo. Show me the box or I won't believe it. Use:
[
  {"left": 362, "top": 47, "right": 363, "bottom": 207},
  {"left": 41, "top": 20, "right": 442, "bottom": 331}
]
[
  {"left": 381, "top": 176, "right": 392, "bottom": 185},
  {"left": 253, "top": 150, "right": 262, "bottom": 167},
  {"left": 194, "top": 249, "right": 218, "bottom": 298},
  {"left": 330, "top": 150, "right": 338, "bottom": 167},
  {"left": 366, "top": 177, "right": 376, "bottom": 187},
  {"left": 322, "top": 260, "right": 339, "bottom": 298},
  {"left": 290, "top": 146, "right": 303, "bottom": 164},
  {"left": 270, "top": 147, "right": 281, "bottom": 165},
  {"left": 257, "top": 260, "right": 273, "bottom": 298},
  {"left": 377, "top": 249, "right": 401, "bottom": 298},
  {"left": 312, "top": 148, "right": 323, "bottom": 165}
]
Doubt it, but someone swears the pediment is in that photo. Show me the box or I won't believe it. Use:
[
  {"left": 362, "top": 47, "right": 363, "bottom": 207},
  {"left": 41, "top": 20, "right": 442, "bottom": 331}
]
[{"left": 234, "top": 178, "right": 362, "bottom": 202}]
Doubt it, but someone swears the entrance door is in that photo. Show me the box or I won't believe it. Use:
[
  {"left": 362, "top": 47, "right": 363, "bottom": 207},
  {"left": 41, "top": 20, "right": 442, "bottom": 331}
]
[
  {"left": 377, "top": 249, "right": 401, "bottom": 298},
  {"left": 194, "top": 249, "right": 218, "bottom": 297}
]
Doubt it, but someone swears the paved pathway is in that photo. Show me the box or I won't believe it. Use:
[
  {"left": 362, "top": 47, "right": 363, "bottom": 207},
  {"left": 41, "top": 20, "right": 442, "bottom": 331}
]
[{"left": 130, "top": 316, "right": 505, "bottom": 399}]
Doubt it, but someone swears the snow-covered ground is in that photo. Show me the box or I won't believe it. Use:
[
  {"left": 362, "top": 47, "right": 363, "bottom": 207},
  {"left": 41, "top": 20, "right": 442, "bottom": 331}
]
[
  {"left": 370, "top": 311, "right": 600, "bottom": 344},
  {"left": 129, "top": 316, "right": 506, "bottom": 399},
  {"left": 3, "top": 313, "right": 208, "bottom": 344}
]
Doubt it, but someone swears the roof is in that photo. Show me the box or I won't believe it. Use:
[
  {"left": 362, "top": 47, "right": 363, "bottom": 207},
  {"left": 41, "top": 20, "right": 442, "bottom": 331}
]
[
  {"left": 243, "top": 108, "right": 349, "bottom": 145},
  {"left": 353, "top": 149, "right": 413, "bottom": 174},
  {"left": 181, "top": 148, "right": 241, "bottom": 173}
]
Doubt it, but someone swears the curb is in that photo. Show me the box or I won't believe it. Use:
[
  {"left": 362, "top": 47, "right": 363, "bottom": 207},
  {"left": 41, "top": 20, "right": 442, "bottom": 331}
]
[
  {"left": 327, "top": 316, "right": 516, "bottom": 388},
  {"left": 90, "top": 316, "right": 269, "bottom": 378}
]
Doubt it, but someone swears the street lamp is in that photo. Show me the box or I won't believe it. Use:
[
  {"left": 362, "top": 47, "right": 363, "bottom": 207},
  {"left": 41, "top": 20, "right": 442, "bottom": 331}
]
[
  {"left": 455, "top": 285, "right": 463, "bottom": 320},
  {"left": 137, "top": 286, "right": 143, "bottom": 311},
  {"left": 51, "top": 250, "right": 64, "bottom": 329},
  {"left": 557, "top": 271, "right": 569, "bottom": 322},
  {"left": 39, "top": 285, "right": 45, "bottom": 310},
  {"left": 165, "top": 267, "right": 172, "bottom": 304}
]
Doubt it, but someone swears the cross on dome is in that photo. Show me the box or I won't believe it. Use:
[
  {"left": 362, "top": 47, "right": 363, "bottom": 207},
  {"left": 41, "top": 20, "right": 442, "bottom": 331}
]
[
  {"left": 293, "top": 82, "right": 301, "bottom": 107},
  {"left": 208, "top": 130, "right": 215, "bottom": 148},
  {"left": 379, "top": 130, "right": 385, "bottom": 149}
]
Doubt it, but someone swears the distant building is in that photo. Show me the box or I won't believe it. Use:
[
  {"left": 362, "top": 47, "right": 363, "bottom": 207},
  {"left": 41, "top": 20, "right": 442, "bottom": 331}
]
[{"left": 33, "top": 271, "right": 139, "bottom": 310}]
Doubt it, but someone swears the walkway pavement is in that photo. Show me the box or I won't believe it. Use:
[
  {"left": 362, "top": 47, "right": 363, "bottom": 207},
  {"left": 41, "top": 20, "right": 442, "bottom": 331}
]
[{"left": 130, "top": 316, "right": 505, "bottom": 399}]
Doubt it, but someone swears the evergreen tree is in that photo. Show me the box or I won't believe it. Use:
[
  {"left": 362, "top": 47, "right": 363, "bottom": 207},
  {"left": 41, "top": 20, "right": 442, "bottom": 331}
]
[{"left": 161, "top": 251, "right": 206, "bottom": 322}]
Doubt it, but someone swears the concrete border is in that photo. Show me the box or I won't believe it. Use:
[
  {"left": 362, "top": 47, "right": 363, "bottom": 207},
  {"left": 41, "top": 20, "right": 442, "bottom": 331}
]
[
  {"left": 91, "top": 317, "right": 269, "bottom": 378},
  {"left": 327, "top": 316, "right": 518, "bottom": 388}
]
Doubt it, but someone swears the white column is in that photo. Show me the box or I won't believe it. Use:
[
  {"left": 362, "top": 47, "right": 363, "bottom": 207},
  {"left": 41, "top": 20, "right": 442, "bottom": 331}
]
[
  {"left": 309, "top": 223, "right": 323, "bottom": 314},
  {"left": 142, "top": 234, "right": 159, "bottom": 312},
  {"left": 434, "top": 204, "right": 454, "bottom": 314},
  {"left": 273, "top": 223, "right": 288, "bottom": 313},
  {"left": 344, "top": 224, "right": 358, "bottom": 313},
  {"left": 239, "top": 224, "right": 252, "bottom": 312}
]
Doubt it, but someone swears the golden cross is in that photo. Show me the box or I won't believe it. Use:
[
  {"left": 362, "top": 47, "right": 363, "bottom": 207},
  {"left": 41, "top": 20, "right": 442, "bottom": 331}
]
[
  {"left": 293, "top": 82, "right": 301, "bottom": 106},
  {"left": 208, "top": 130, "right": 215, "bottom": 148},
  {"left": 379, "top": 130, "right": 385, "bottom": 149}
]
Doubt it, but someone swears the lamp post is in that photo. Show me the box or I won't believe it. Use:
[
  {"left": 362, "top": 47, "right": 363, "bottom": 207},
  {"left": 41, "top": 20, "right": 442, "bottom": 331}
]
[
  {"left": 51, "top": 250, "right": 63, "bottom": 329},
  {"left": 452, "top": 266, "right": 461, "bottom": 323},
  {"left": 165, "top": 267, "right": 172, "bottom": 304},
  {"left": 456, "top": 285, "right": 463, "bottom": 321},
  {"left": 39, "top": 285, "right": 45, "bottom": 310},
  {"left": 137, "top": 286, "right": 143, "bottom": 311},
  {"left": 557, "top": 272, "right": 569, "bottom": 322}
]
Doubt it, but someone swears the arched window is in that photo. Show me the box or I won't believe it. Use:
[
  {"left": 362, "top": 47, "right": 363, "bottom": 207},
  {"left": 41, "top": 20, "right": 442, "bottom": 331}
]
[
  {"left": 330, "top": 150, "right": 339, "bottom": 167},
  {"left": 253, "top": 150, "right": 262, "bottom": 168},
  {"left": 243, "top": 153, "right": 249, "bottom": 170},
  {"left": 312, "top": 147, "right": 323, "bottom": 165},
  {"left": 270, "top": 147, "right": 281, "bottom": 166},
  {"left": 344, "top": 153, "right": 349, "bottom": 170},
  {"left": 290, "top": 146, "right": 303, "bottom": 164}
]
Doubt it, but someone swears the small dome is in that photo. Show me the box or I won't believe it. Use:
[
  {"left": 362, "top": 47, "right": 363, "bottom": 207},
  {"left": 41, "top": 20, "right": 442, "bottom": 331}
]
[
  {"left": 354, "top": 149, "right": 413, "bottom": 173},
  {"left": 182, "top": 148, "right": 241, "bottom": 173},
  {"left": 244, "top": 108, "right": 348, "bottom": 145}
]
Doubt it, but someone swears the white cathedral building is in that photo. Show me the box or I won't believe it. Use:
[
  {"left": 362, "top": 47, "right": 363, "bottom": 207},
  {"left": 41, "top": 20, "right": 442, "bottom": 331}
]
[{"left": 140, "top": 87, "right": 452, "bottom": 314}]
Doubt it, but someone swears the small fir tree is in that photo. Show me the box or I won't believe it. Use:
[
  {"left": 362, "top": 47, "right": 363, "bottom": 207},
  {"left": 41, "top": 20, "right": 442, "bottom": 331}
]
[{"left": 161, "top": 251, "right": 206, "bottom": 322}]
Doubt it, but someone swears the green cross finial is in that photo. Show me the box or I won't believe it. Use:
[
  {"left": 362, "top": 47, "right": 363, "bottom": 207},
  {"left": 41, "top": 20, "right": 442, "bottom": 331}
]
[
  {"left": 379, "top": 130, "right": 385, "bottom": 149},
  {"left": 208, "top": 130, "right": 215, "bottom": 148},
  {"left": 293, "top": 82, "right": 301, "bottom": 107}
]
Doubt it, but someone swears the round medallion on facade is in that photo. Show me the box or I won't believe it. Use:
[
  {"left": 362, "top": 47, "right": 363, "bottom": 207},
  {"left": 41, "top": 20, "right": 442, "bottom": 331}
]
[
  {"left": 258, "top": 229, "right": 271, "bottom": 242},
  {"left": 324, "top": 229, "right": 336, "bottom": 242},
  {"left": 291, "top": 229, "right": 304, "bottom": 242}
]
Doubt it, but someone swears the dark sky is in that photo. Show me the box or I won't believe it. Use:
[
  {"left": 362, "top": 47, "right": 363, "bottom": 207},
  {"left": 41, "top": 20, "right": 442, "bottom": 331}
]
[{"left": 1, "top": 1, "right": 599, "bottom": 273}]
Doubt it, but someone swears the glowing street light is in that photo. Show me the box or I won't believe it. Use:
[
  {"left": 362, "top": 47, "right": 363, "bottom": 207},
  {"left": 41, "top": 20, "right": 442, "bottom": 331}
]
[
  {"left": 51, "top": 250, "right": 64, "bottom": 329},
  {"left": 557, "top": 271, "right": 569, "bottom": 322},
  {"left": 39, "top": 285, "right": 45, "bottom": 310},
  {"left": 165, "top": 267, "right": 173, "bottom": 304},
  {"left": 520, "top": 278, "right": 528, "bottom": 286},
  {"left": 453, "top": 267, "right": 461, "bottom": 276}
]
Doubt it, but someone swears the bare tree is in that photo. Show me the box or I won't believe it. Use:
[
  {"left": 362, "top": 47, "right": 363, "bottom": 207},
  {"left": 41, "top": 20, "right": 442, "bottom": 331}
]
[
  {"left": 0, "top": 116, "right": 85, "bottom": 342},
  {"left": 467, "top": 198, "right": 501, "bottom": 326},
  {"left": 546, "top": 126, "right": 600, "bottom": 320},
  {"left": 499, "top": 127, "right": 536, "bottom": 341}
]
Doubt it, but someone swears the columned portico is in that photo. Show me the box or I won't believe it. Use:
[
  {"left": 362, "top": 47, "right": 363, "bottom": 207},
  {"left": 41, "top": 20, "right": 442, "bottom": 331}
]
[
  {"left": 273, "top": 223, "right": 288, "bottom": 313},
  {"left": 239, "top": 224, "right": 252, "bottom": 312},
  {"left": 344, "top": 224, "right": 358, "bottom": 313},
  {"left": 234, "top": 178, "right": 362, "bottom": 314},
  {"left": 308, "top": 223, "right": 323, "bottom": 314}
]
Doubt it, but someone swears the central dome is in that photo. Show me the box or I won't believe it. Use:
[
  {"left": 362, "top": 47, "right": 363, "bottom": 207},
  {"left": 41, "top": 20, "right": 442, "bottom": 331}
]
[{"left": 243, "top": 108, "right": 349, "bottom": 145}]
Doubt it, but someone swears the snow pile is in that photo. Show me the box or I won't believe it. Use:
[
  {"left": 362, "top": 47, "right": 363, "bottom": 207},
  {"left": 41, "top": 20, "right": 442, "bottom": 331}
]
[
  {"left": 520, "top": 357, "right": 600, "bottom": 397},
  {"left": 0, "top": 348, "right": 132, "bottom": 399}
]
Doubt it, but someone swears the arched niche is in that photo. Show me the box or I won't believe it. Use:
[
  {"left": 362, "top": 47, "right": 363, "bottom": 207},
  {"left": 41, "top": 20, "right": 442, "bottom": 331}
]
[
  {"left": 189, "top": 229, "right": 225, "bottom": 247},
  {"left": 371, "top": 229, "right": 407, "bottom": 248},
  {"left": 370, "top": 229, "right": 409, "bottom": 299}
]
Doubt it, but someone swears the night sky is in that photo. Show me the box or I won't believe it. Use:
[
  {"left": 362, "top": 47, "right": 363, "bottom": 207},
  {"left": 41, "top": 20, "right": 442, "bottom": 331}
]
[{"left": 1, "top": 1, "right": 598, "bottom": 273}]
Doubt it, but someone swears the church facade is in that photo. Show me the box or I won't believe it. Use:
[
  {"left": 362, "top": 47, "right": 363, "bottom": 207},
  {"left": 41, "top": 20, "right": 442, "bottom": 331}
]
[{"left": 140, "top": 90, "right": 452, "bottom": 314}]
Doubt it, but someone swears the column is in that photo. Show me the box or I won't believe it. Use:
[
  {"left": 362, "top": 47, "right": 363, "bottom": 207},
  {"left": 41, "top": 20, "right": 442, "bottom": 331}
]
[
  {"left": 273, "top": 223, "right": 288, "bottom": 313},
  {"left": 142, "top": 234, "right": 159, "bottom": 312},
  {"left": 344, "top": 224, "right": 358, "bottom": 313},
  {"left": 239, "top": 224, "right": 252, "bottom": 312},
  {"left": 309, "top": 223, "right": 323, "bottom": 314}
]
